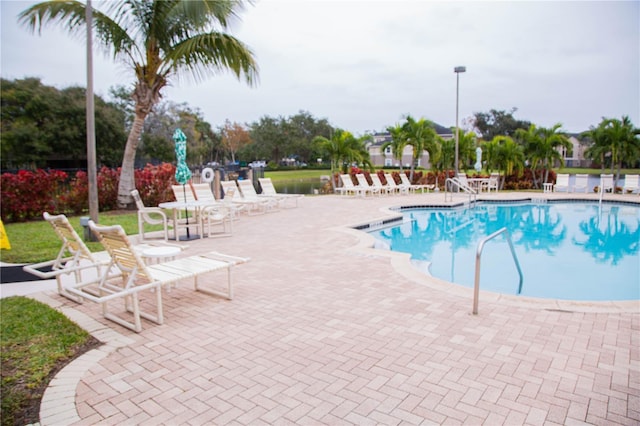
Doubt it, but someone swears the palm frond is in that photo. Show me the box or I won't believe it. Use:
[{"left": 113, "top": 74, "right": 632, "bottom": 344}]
[{"left": 165, "top": 33, "right": 258, "bottom": 86}]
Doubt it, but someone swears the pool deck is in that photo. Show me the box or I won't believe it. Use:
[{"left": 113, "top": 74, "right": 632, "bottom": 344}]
[{"left": 5, "top": 191, "right": 640, "bottom": 425}]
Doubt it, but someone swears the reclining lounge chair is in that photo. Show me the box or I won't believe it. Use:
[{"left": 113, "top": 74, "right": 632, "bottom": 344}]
[{"left": 62, "top": 220, "right": 249, "bottom": 332}]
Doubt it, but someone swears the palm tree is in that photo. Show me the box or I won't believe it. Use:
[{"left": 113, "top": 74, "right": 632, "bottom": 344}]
[
  {"left": 583, "top": 121, "right": 611, "bottom": 171},
  {"left": 20, "top": 0, "right": 258, "bottom": 208},
  {"left": 455, "top": 129, "right": 477, "bottom": 172},
  {"left": 583, "top": 116, "right": 640, "bottom": 185},
  {"left": 402, "top": 116, "right": 439, "bottom": 181},
  {"left": 602, "top": 116, "right": 640, "bottom": 183},
  {"left": 380, "top": 124, "right": 407, "bottom": 172},
  {"left": 313, "top": 129, "right": 372, "bottom": 191},
  {"left": 487, "top": 136, "right": 524, "bottom": 188},
  {"left": 517, "top": 123, "right": 570, "bottom": 187}
]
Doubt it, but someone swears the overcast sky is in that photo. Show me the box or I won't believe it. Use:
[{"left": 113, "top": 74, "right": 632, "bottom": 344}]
[{"left": 2, "top": 0, "right": 639, "bottom": 136}]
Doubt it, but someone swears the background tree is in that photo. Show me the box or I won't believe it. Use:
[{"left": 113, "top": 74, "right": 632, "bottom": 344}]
[
  {"left": 221, "top": 120, "right": 251, "bottom": 164},
  {"left": 582, "top": 116, "right": 640, "bottom": 184},
  {"left": 472, "top": 108, "right": 531, "bottom": 141},
  {"left": 517, "top": 123, "right": 570, "bottom": 187},
  {"left": 1, "top": 77, "right": 125, "bottom": 170},
  {"left": 20, "top": 0, "right": 258, "bottom": 208},
  {"left": 602, "top": 116, "right": 639, "bottom": 183},
  {"left": 313, "top": 129, "right": 372, "bottom": 190},
  {"left": 484, "top": 135, "right": 524, "bottom": 188},
  {"left": 402, "top": 116, "right": 439, "bottom": 180},
  {"left": 246, "top": 115, "right": 286, "bottom": 165},
  {"left": 454, "top": 129, "right": 477, "bottom": 172},
  {"left": 380, "top": 124, "right": 408, "bottom": 172}
]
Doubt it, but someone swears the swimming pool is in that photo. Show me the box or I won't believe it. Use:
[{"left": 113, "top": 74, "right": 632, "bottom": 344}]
[{"left": 369, "top": 201, "right": 640, "bottom": 301}]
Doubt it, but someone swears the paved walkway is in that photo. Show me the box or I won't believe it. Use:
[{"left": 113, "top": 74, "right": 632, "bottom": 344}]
[{"left": 11, "top": 192, "right": 640, "bottom": 425}]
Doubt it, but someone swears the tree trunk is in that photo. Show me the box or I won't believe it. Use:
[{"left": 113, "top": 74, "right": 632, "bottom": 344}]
[{"left": 117, "top": 112, "right": 147, "bottom": 208}]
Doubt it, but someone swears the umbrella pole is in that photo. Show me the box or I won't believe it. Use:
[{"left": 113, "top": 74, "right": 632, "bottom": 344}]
[{"left": 182, "top": 184, "right": 191, "bottom": 238}]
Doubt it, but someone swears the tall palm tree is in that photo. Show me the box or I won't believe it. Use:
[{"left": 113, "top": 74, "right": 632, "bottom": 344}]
[
  {"left": 402, "top": 115, "right": 439, "bottom": 181},
  {"left": 380, "top": 124, "right": 407, "bottom": 172},
  {"left": 583, "top": 116, "right": 640, "bottom": 184},
  {"left": 602, "top": 116, "right": 640, "bottom": 183},
  {"left": 313, "top": 129, "right": 372, "bottom": 190},
  {"left": 487, "top": 135, "right": 524, "bottom": 188},
  {"left": 19, "top": 0, "right": 258, "bottom": 208},
  {"left": 517, "top": 123, "right": 570, "bottom": 187},
  {"left": 583, "top": 121, "right": 611, "bottom": 171},
  {"left": 454, "top": 129, "right": 477, "bottom": 172}
]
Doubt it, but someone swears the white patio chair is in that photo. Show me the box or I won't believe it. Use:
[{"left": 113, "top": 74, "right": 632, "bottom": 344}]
[
  {"left": 623, "top": 174, "right": 639, "bottom": 195},
  {"left": 401, "top": 173, "right": 433, "bottom": 193},
  {"left": 384, "top": 173, "right": 408, "bottom": 195},
  {"left": 22, "top": 212, "right": 115, "bottom": 303},
  {"left": 258, "top": 177, "right": 303, "bottom": 207},
  {"left": 573, "top": 174, "right": 589, "bottom": 193},
  {"left": 131, "top": 189, "right": 173, "bottom": 241},
  {"left": 70, "top": 220, "right": 249, "bottom": 332},
  {"left": 355, "top": 173, "right": 381, "bottom": 196},
  {"left": 336, "top": 174, "right": 366, "bottom": 197},
  {"left": 370, "top": 174, "right": 394, "bottom": 195},
  {"left": 554, "top": 174, "right": 570, "bottom": 192},
  {"left": 483, "top": 173, "right": 500, "bottom": 192},
  {"left": 600, "top": 174, "right": 614, "bottom": 193},
  {"left": 192, "top": 183, "right": 233, "bottom": 236}
]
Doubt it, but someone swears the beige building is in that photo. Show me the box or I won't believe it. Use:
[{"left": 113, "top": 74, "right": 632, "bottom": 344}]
[
  {"left": 367, "top": 123, "right": 453, "bottom": 168},
  {"left": 560, "top": 134, "right": 591, "bottom": 167}
]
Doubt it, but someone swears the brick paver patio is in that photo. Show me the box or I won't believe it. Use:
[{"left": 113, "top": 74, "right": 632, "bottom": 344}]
[{"left": 27, "top": 192, "right": 639, "bottom": 425}]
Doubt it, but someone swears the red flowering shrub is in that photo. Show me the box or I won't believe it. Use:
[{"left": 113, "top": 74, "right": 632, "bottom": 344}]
[
  {"left": 1, "top": 163, "right": 178, "bottom": 222},
  {"left": 134, "top": 163, "right": 177, "bottom": 206},
  {"left": 1, "top": 169, "right": 68, "bottom": 222}
]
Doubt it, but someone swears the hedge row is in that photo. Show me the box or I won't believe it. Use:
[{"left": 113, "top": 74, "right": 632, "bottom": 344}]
[{"left": 1, "top": 163, "right": 178, "bottom": 223}]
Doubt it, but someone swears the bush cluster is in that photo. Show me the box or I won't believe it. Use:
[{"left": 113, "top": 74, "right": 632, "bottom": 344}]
[{"left": 1, "top": 163, "right": 178, "bottom": 223}]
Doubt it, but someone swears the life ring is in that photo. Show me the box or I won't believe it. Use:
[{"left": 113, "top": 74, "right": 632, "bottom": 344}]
[{"left": 201, "top": 167, "right": 214, "bottom": 183}]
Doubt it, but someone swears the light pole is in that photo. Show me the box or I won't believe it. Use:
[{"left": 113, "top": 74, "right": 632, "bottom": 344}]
[{"left": 454, "top": 65, "right": 466, "bottom": 175}]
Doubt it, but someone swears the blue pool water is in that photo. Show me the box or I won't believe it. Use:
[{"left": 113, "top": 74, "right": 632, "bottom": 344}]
[{"left": 369, "top": 202, "right": 640, "bottom": 301}]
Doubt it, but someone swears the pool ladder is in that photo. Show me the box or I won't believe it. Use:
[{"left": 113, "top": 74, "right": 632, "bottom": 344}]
[
  {"left": 473, "top": 227, "right": 523, "bottom": 315},
  {"left": 444, "top": 177, "right": 477, "bottom": 206}
]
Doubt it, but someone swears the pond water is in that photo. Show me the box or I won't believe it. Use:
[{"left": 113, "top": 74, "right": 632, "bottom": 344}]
[{"left": 272, "top": 179, "right": 326, "bottom": 194}]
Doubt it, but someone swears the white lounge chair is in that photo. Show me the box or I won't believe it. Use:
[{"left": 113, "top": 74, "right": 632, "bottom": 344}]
[
  {"left": 384, "top": 173, "right": 408, "bottom": 195},
  {"left": 401, "top": 173, "right": 433, "bottom": 193},
  {"left": 369, "top": 174, "right": 394, "bottom": 195},
  {"left": 132, "top": 189, "right": 174, "bottom": 241},
  {"left": 22, "top": 212, "right": 114, "bottom": 303},
  {"left": 355, "top": 173, "right": 381, "bottom": 196},
  {"left": 623, "top": 174, "right": 639, "bottom": 194},
  {"left": 70, "top": 220, "right": 249, "bottom": 332},
  {"left": 336, "top": 174, "right": 366, "bottom": 197},
  {"left": 237, "top": 179, "right": 280, "bottom": 211},
  {"left": 554, "top": 174, "right": 570, "bottom": 192},
  {"left": 191, "top": 183, "right": 232, "bottom": 236},
  {"left": 573, "top": 174, "right": 589, "bottom": 193},
  {"left": 220, "top": 180, "right": 269, "bottom": 215},
  {"left": 600, "top": 174, "right": 614, "bottom": 193},
  {"left": 258, "top": 177, "right": 303, "bottom": 207}
]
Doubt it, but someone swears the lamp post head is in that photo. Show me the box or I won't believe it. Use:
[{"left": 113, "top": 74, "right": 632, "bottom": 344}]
[{"left": 454, "top": 66, "right": 466, "bottom": 73}]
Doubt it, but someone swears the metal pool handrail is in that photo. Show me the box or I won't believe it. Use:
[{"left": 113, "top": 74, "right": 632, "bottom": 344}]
[
  {"left": 444, "top": 177, "right": 477, "bottom": 205},
  {"left": 473, "top": 227, "right": 523, "bottom": 315}
]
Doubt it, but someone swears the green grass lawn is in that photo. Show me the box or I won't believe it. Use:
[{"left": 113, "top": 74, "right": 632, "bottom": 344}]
[
  {"left": 1, "top": 212, "right": 148, "bottom": 265},
  {"left": 0, "top": 296, "right": 101, "bottom": 426}
]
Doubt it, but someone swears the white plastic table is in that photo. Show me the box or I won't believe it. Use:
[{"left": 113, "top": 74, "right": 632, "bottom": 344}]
[{"left": 141, "top": 246, "right": 181, "bottom": 264}]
